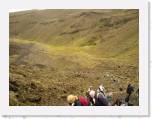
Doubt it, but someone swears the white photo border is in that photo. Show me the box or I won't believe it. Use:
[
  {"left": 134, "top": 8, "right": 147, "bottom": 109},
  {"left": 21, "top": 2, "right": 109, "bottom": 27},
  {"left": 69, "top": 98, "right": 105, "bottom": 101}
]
[{"left": 0, "top": 0, "right": 149, "bottom": 116}]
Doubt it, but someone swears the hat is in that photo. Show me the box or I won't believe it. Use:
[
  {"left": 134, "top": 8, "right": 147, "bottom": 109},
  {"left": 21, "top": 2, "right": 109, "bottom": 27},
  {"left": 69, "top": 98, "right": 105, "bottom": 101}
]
[
  {"left": 89, "top": 90, "right": 95, "bottom": 98},
  {"left": 67, "top": 95, "right": 77, "bottom": 104}
]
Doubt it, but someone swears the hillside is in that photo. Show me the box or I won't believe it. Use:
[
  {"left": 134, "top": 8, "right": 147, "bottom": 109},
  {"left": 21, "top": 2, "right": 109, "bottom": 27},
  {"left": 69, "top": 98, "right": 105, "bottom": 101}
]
[{"left": 9, "top": 9, "right": 139, "bottom": 106}]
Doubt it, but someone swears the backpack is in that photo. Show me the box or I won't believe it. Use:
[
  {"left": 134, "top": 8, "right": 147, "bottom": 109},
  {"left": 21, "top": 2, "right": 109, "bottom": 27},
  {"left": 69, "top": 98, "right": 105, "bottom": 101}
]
[
  {"left": 95, "top": 92, "right": 109, "bottom": 106},
  {"left": 78, "top": 96, "right": 90, "bottom": 106}
]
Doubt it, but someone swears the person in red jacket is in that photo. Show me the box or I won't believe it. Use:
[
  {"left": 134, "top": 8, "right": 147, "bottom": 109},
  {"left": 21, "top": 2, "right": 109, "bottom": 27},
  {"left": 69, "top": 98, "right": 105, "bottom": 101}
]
[{"left": 67, "top": 95, "right": 90, "bottom": 106}]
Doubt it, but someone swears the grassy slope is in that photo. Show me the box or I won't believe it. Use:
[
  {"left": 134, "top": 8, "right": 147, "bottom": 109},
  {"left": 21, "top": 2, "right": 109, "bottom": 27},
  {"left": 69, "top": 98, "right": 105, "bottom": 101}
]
[{"left": 9, "top": 9, "right": 139, "bottom": 106}]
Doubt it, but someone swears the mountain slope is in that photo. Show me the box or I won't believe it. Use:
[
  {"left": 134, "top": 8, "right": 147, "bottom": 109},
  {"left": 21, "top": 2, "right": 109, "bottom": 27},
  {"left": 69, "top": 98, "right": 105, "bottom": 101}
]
[
  {"left": 10, "top": 9, "right": 138, "bottom": 62},
  {"left": 9, "top": 9, "right": 139, "bottom": 106}
]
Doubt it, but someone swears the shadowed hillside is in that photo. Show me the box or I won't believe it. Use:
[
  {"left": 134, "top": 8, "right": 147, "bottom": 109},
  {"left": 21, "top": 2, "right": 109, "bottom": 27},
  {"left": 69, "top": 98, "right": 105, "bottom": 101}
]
[{"left": 9, "top": 9, "right": 139, "bottom": 106}]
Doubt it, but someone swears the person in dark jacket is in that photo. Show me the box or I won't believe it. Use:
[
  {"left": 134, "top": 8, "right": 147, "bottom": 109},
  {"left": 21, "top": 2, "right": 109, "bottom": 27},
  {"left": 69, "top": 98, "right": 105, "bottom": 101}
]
[
  {"left": 126, "top": 84, "right": 134, "bottom": 96},
  {"left": 93, "top": 84, "right": 109, "bottom": 106},
  {"left": 125, "top": 83, "right": 134, "bottom": 103},
  {"left": 95, "top": 84, "right": 109, "bottom": 106},
  {"left": 95, "top": 92, "right": 109, "bottom": 106}
]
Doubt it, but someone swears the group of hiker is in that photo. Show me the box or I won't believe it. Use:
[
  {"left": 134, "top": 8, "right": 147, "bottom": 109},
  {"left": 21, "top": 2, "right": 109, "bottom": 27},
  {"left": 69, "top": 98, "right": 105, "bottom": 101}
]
[{"left": 67, "top": 83, "right": 136, "bottom": 106}]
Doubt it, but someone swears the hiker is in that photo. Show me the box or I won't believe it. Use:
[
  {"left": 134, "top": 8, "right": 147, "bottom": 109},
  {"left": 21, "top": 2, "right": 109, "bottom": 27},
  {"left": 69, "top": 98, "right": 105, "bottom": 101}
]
[
  {"left": 126, "top": 83, "right": 134, "bottom": 96},
  {"left": 95, "top": 92, "right": 109, "bottom": 106},
  {"left": 95, "top": 85, "right": 109, "bottom": 106},
  {"left": 86, "top": 86, "right": 96, "bottom": 105},
  {"left": 125, "top": 83, "right": 134, "bottom": 103},
  {"left": 67, "top": 95, "right": 81, "bottom": 106},
  {"left": 87, "top": 90, "right": 96, "bottom": 106},
  {"left": 67, "top": 95, "right": 90, "bottom": 106}
]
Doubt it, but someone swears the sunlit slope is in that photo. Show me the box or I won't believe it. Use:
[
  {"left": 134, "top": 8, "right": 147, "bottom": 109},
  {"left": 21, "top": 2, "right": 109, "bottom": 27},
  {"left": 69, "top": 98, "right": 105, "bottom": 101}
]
[
  {"left": 10, "top": 38, "right": 139, "bottom": 106},
  {"left": 10, "top": 9, "right": 138, "bottom": 64}
]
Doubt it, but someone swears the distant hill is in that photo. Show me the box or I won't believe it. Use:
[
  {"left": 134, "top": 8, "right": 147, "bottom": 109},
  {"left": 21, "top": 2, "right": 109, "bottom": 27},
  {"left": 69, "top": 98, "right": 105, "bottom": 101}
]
[
  {"left": 9, "top": 10, "right": 139, "bottom": 106},
  {"left": 10, "top": 9, "right": 138, "bottom": 63}
]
